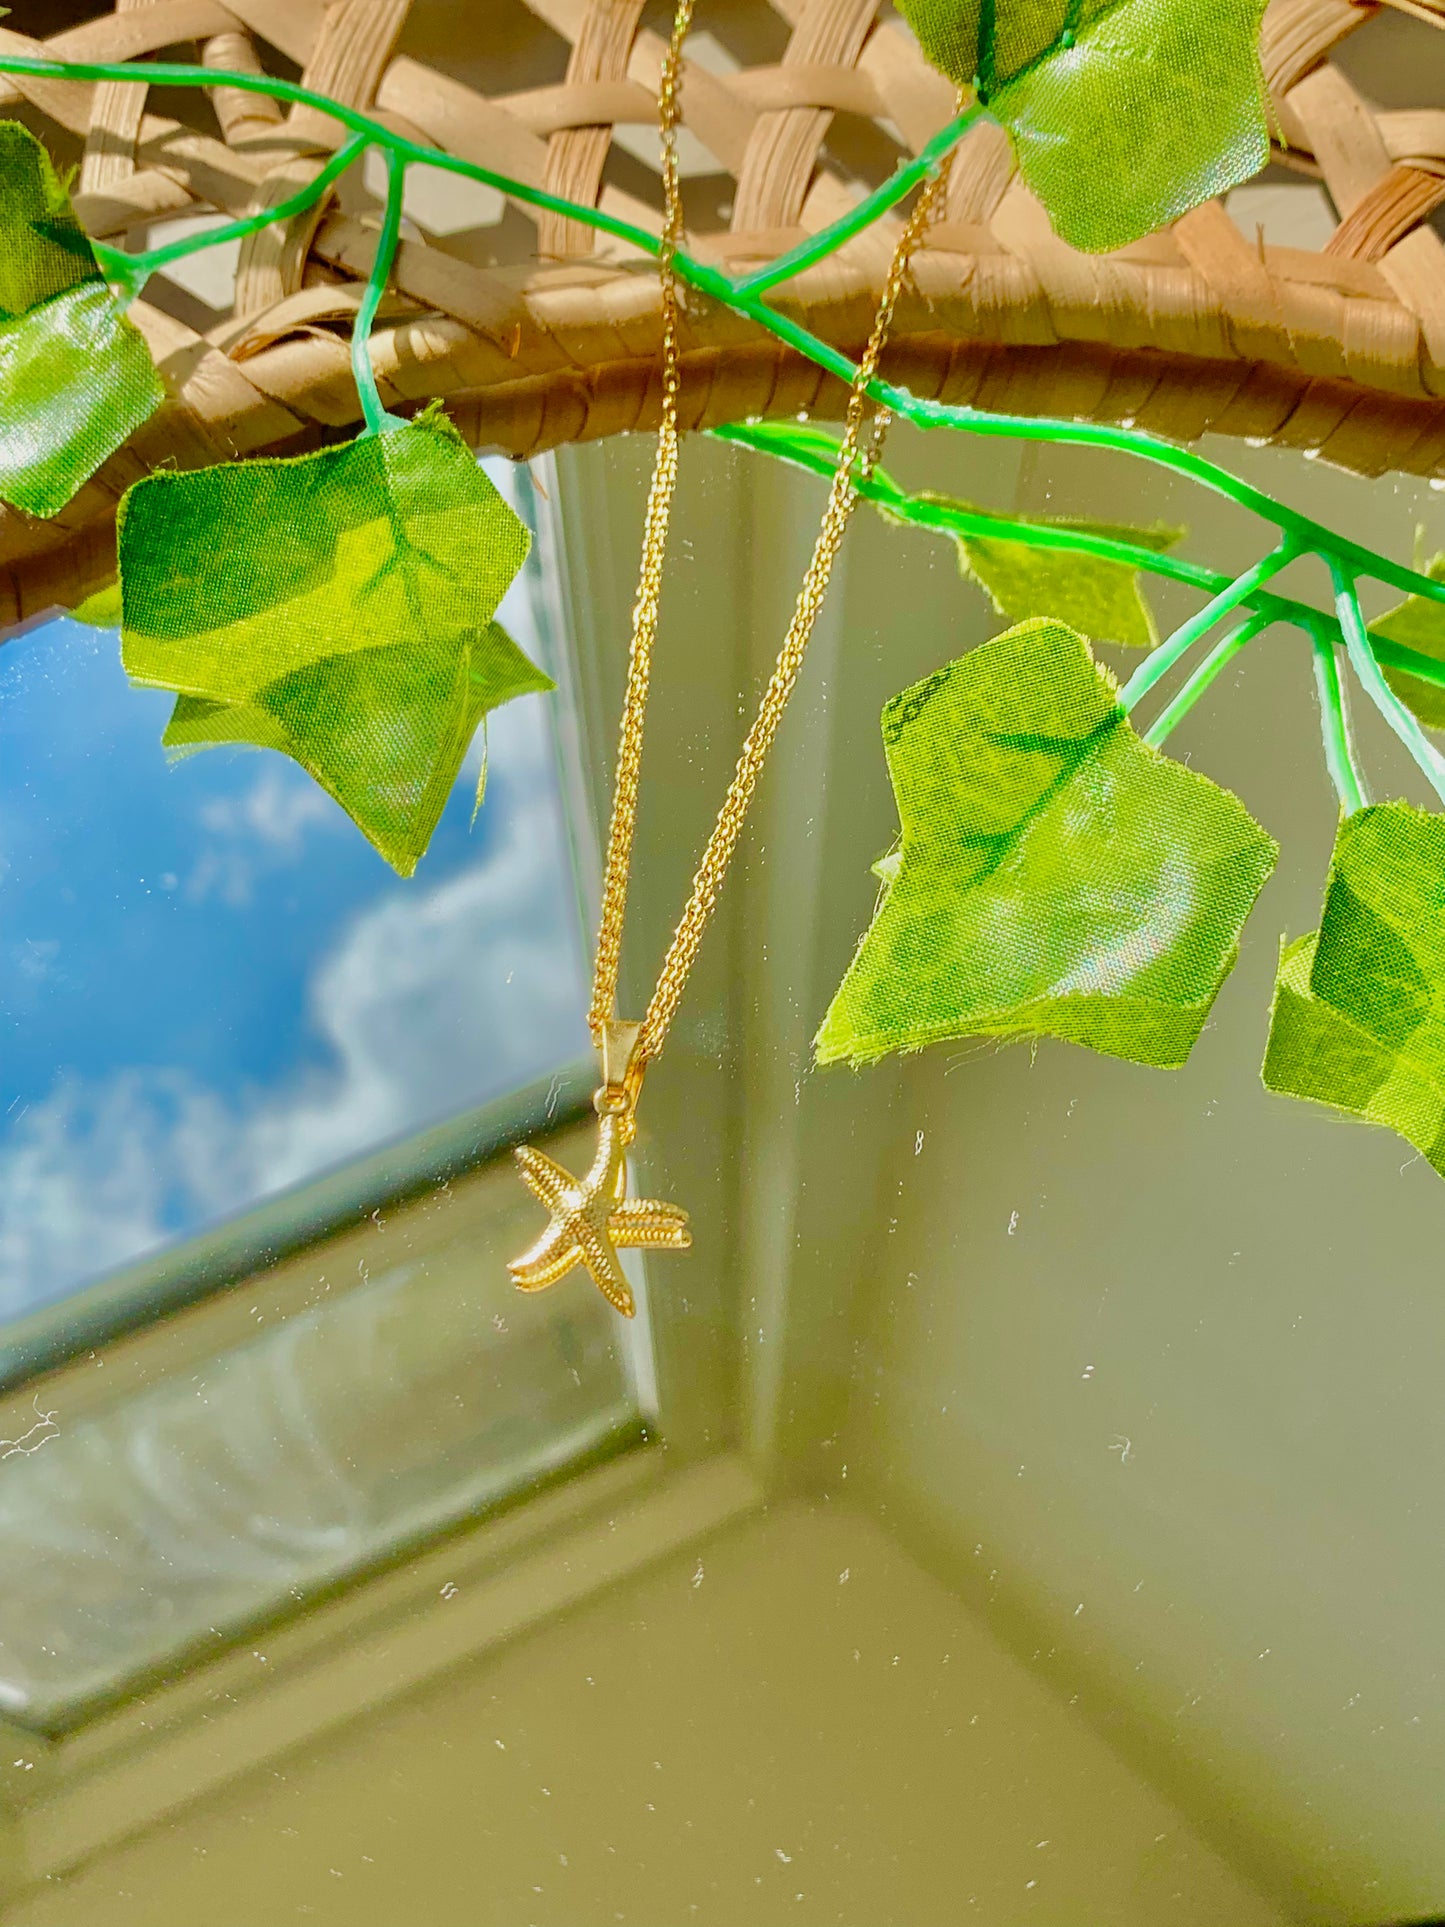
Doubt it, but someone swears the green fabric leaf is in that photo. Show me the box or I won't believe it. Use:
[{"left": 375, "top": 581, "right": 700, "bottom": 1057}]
[
  {"left": 815, "top": 617, "right": 1277, "bottom": 1069},
  {"left": 69, "top": 580, "right": 121, "bottom": 628},
  {"left": 912, "top": 492, "right": 1182, "bottom": 649},
  {"left": 896, "top": 0, "right": 1270, "bottom": 252},
  {"left": 163, "top": 621, "right": 534, "bottom": 844},
  {"left": 119, "top": 412, "right": 549, "bottom": 875},
  {"left": 0, "top": 121, "right": 163, "bottom": 517},
  {"left": 1368, "top": 555, "right": 1445, "bottom": 732},
  {"left": 1263, "top": 803, "right": 1445, "bottom": 1177}
]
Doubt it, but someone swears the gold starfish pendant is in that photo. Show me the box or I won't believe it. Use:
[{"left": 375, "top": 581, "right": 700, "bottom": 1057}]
[{"left": 508, "top": 1022, "right": 690, "bottom": 1318}]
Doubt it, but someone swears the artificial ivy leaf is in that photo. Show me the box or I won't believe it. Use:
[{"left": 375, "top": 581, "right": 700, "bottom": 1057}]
[
  {"left": 911, "top": 492, "right": 1182, "bottom": 649},
  {"left": 69, "top": 580, "right": 121, "bottom": 628},
  {"left": 1263, "top": 803, "right": 1445, "bottom": 1178},
  {"left": 163, "top": 621, "right": 535, "bottom": 844},
  {"left": 0, "top": 121, "right": 163, "bottom": 517},
  {"left": 815, "top": 617, "right": 1277, "bottom": 1069},
  {"left": 1368, "top": 555, "right": 1445, "bottom": 732},
  {"left": 119, "top": 411, "right": 549, "bottom": 874},
  {"left": 896, "top": 0, "right": 1270, "bottom": 252}
]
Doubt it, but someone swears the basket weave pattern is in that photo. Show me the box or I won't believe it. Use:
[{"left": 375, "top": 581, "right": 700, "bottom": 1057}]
[{"left": 3, "top": 0, "right": 1445, "bottom": 620}]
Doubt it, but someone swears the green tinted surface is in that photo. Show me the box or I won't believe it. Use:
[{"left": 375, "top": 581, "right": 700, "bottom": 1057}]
[
  {"left": 913, "top": 491, "right": 1181, "bottom": 648},
  {"left": 0, "top": 121, "right": 163, "bottom": 517},
  {"left": 896, "top": 0, "right": 1270, "bottom": 252},
  {"left": 119, "top": 413, "right": 548, "bottom": 875},
  {"left": 815, "top": 618, "right": 1278, "bottom": 1069},
  {"left": 1369, "top": 555, "right": 1445, "bottom": 731},
  {"left": 1263, "top": 803, "right": 1445, "bottom": 1177}
]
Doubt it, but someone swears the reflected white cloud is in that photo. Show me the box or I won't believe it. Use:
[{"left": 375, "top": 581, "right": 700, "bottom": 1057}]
[
  {"left": 0, "top": 498, "right": 587, "bottom": 1326},
  {"left": 185, "top": 789, "right": 588, "bottom": 1208},
  {"left": 199, "top": 764, "right": 341, "bottom": 854},
  {"left": 0, "top": 1072, "right": 182, "bottom": 1313},
  {"left": 187, "top": 766, "right": 344, "bottom": 904},
  {"left": 0, "top": 768, "right": 588, "bottom": 1321}
]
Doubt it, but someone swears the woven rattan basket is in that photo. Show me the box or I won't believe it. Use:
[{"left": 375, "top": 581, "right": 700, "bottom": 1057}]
[{"left": 4, "top": 0, "right": 1445, "bottom": 621}]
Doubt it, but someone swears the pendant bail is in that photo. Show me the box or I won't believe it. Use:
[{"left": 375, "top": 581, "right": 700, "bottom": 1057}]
[{"left": 596, "top": 1018, "right": 646, "bottom": 1125}]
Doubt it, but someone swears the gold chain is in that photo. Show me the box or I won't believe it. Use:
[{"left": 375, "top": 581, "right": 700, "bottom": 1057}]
[
  {"left": 588, "top": 0, "right": 939, "bottom": 1067},
  {"left": 586, "top": 0, "right": 692, "bottom": 1039},
  {"left": 512, "top": 10, "right": 942, "bottom": 1313}
]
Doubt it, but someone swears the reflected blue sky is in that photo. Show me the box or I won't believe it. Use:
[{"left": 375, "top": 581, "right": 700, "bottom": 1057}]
[{"left": 0, "top": 470, "right": 591, "bottom": 1324}]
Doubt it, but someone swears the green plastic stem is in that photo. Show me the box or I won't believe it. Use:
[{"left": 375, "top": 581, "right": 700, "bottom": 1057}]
[
  {"left": 1311, "top": 626, "right": 1369, "bottom": 815},
  {"left": 702, "top": 301, "right": 1445, "bottom": 608},
  {"left": 890, "top": 490, "right": 1295, "bottom": 618},
  {"left": 734, "top": 105, "right": 982, "bottom": 295},
  {"left": 883, "top": 391, "right": 1445, "bottom": 608},
  {"left": 717, "top": 418, "right": 1249, "bottom": 595},
  {"left": 1119, "top": 546, "right": 1295, "bottom": 715},
  {"left": 351, "top": 147, "right": 407, "bottom": 436},
  {"left": 1332, "top": 562, "right": 1445, "bottom": 808},
  {"left": 1367, "top": 633, "right": 1445, "bottom": 695},
  {"left": 711, "top": 420, "right": 1445, "bottom": 697},
  {"left": 92, "top": 133, "right": 368, "bottom": 302},
  {"left": 1143, "top": 611, "right": 1269, "bottom": 749},
  {"left": 8, "top": 49, "right": 1445, "bottom": 615}
]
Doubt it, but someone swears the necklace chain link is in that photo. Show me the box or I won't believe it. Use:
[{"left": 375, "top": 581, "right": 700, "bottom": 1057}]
[{"left": 587, "top": 0, "right": 942, "bottom": 1074}]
